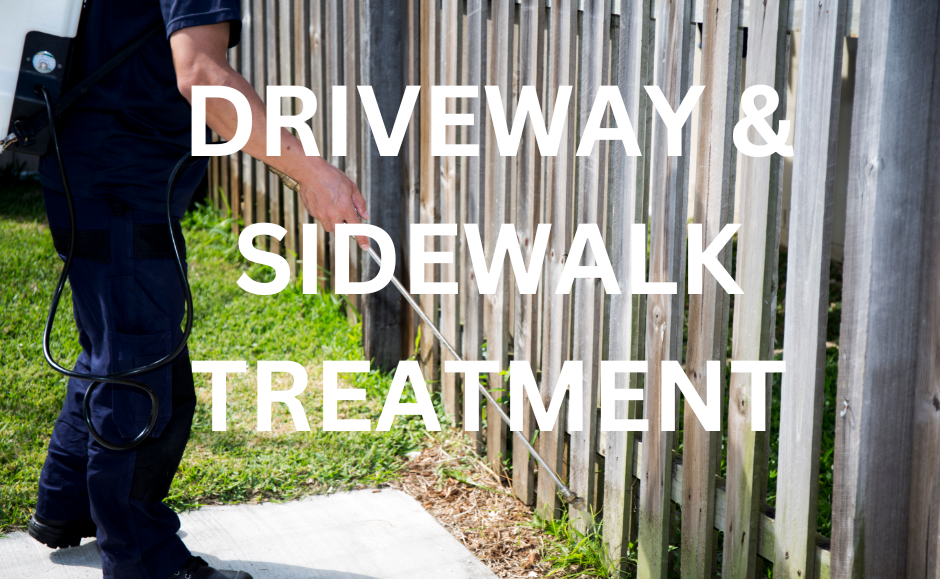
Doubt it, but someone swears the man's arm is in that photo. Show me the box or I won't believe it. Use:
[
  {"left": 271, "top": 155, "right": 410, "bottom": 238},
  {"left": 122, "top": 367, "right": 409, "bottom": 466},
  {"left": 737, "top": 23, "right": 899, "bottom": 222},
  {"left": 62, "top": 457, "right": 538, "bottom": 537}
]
[{"left": 169, "top": 22, "right": 370, "bottom": 248}]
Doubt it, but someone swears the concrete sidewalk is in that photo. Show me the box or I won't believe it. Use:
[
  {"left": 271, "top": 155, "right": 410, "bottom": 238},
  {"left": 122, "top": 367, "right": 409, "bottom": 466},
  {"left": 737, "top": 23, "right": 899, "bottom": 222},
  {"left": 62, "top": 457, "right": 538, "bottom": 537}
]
[{"left": 0, "top": 489, "right": 498, "bottom": 579}]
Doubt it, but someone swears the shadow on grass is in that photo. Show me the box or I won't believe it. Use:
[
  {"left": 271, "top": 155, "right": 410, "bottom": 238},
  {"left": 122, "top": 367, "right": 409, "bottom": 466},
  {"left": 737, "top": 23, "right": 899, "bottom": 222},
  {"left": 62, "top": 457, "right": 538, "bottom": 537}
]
[{"left": 0, "top": 175, "right": 46, "bottom": 223}]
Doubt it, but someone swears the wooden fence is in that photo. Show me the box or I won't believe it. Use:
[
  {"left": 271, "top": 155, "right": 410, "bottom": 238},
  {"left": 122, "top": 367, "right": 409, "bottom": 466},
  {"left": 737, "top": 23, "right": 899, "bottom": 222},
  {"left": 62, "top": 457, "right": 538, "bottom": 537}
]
[{"left": 207, "top": 1, "right": 940, "bottom": 578}]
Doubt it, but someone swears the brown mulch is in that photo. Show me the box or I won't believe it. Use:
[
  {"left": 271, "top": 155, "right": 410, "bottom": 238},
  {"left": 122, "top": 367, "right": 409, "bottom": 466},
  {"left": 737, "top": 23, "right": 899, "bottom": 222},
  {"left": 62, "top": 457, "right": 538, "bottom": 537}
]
[{"left": 387, "top": 437, "right": 554, "bottom": 579}]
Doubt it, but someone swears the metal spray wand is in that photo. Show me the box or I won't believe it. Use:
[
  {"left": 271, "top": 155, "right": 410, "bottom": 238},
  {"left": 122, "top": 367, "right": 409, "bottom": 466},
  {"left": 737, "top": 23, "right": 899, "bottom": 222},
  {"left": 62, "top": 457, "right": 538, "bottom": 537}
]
[{"left": 268, "top": 165, "right": 585, "bottom": 509}]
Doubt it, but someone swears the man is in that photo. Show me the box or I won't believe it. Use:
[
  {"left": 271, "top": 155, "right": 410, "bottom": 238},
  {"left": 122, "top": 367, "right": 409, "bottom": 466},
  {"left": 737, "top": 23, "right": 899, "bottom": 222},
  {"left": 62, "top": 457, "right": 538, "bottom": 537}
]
[{"left": 30, "top": 1, "right": 368, "bottom": 578}]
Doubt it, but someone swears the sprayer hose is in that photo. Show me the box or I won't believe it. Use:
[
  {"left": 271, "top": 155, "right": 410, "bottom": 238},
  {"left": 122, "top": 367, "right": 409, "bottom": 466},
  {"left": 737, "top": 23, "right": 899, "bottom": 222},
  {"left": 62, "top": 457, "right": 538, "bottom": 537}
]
[{"left": 39, "top": 84, "right": 195, "bottom": 451}]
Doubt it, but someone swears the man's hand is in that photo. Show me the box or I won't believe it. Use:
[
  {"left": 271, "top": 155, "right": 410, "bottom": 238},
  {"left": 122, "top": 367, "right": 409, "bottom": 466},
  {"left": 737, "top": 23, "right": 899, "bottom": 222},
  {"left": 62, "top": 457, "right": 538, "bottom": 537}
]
[
  {"left": 297, "top": 159, "right": 370, "bottom": 234},
  {"left": 168, "top": 22, "right": 370, "bottom": 248}
]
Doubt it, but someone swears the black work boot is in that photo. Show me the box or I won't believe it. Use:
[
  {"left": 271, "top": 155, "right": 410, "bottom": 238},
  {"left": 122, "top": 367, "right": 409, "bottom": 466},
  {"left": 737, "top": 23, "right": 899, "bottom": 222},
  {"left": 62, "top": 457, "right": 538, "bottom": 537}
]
[
  {"left": 168, "top": 556, "right": 253, "bottom": 579},
  {"left": 28, "top": 514, "right": 97, "bottom": 549}
]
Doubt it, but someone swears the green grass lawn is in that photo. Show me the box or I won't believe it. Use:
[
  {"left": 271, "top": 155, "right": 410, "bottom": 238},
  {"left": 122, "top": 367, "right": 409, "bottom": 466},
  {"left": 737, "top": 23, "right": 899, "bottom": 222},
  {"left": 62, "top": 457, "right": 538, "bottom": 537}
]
[{"left": 0, "top": 176, "right": 426, "bottom": 532}]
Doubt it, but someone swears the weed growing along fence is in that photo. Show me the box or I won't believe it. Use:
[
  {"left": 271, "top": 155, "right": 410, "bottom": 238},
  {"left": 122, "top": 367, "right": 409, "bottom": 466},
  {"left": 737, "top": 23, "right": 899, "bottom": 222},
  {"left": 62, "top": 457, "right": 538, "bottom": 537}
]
[{"left": 207, "top": 1, "right": 940, "bottom": 578}]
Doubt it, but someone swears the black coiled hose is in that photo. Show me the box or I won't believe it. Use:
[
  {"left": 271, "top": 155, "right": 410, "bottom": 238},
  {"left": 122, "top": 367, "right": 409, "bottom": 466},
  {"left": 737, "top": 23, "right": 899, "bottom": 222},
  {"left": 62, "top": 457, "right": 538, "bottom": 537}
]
[{"left": 39, "top": 85, "right": 196, "bottom": 451}]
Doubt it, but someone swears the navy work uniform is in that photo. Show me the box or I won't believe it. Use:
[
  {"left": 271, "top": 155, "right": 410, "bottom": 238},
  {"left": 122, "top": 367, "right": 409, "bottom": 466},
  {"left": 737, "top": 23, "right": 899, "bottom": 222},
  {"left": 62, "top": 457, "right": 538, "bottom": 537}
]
[{"left": 34, "top": 1, "right": 241, "bottom": 578}]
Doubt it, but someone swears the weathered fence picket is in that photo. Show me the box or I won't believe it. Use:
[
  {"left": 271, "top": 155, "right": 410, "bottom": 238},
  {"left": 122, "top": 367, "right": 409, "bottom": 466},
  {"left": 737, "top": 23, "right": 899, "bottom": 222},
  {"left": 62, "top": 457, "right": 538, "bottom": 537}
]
[
  {"left": 324, "top": 0, "right": 341, "bottom": 290},
  {"left": 206, "top": 2, "right": 940, "bottom": 577},
  {"left": 307, "top": 0, "right": 326, "bottom": 290},
  {"left": 832, "top": 0, "right": 940, "bottom": 576},
  {"left": 277, "top": 0, "right": 294, "bottom": 275},
  {"left": 536, "top": 0, "right": 575, "bottom": 522},
  {"left": 510, "top": 0, "right": 542, "bottom": 506},
  {"left": 723, "top": 0, "right": 790, "bottom": 573},
  {"left": 637, "top": 0, "right": 693, "bottom": 574},
  {"left": 265, "top": 0, "right": 281, "bottom": 256},
  {"left": 462, "top": 0, "right": 486, "bottom": 453},
  {"left": 774, "top": 0, "right": 846, "bottom": 577},
  {"left": 418, "top": 0, "right": 440, "bottom": 386},
  {"left": 440, "top": 0, "right": 460, "bottom": 422},
  {"left": 238, "top": 0, "right": 253, "bottom": 229},
  {"left": 569, "top": 0, "right": 610, "bottom": 533},
  {"left": 679, "top": 0, "right": 740, "bottom": 577},
  {"left": 228, "top": 34, "right": 242, "bottom": 236},
  {"left": 252, "top": 0, "right": 267, "bottom": 234},
  {"left": 482, "top": 0, "right": 512, "bottom": 474},
  {"left": 342, "top": 0, "right": 360, "bottom": 316},
  {"left": 600, "top": 0, "right": 650, "bottom": 571}
]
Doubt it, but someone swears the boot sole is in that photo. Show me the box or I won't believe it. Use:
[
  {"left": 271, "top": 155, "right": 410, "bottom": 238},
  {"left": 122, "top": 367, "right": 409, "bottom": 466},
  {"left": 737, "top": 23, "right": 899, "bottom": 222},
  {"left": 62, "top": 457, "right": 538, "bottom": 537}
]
[{"left": 27, "top": 517, "right": 96, "bottom": 549}]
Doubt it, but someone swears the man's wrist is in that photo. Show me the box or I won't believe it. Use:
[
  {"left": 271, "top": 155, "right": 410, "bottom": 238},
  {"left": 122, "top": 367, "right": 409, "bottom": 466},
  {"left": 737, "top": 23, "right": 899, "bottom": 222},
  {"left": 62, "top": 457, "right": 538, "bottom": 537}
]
[{"left": 268, "top": 144, "right": 328, "bottom": 191}]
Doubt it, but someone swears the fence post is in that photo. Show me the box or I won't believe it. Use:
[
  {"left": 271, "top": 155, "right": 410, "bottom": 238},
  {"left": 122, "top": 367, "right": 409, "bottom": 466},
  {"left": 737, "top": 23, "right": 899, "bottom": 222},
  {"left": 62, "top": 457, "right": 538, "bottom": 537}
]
[
  {"left": 359, "top": 0, "right": 404, "bottom": 370},
  {"left": 831, "top": 0, "right": 940, "bottom": 575}
]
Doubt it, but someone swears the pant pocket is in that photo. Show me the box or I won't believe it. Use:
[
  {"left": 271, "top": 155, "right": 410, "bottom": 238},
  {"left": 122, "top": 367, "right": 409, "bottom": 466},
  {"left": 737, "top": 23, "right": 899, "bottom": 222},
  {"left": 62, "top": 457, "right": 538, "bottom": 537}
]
[{"left": 105, "top": 275, "right": 175, "bottom": 440}]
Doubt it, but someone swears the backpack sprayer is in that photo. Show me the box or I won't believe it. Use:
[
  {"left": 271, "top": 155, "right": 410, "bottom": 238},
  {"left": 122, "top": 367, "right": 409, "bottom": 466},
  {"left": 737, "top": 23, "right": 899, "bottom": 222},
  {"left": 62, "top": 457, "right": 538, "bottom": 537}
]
[
  {"left": 2, "top": 0, "right": 194, "bottom": 452},
  {"left": 1, "top": 0, "right": 85, "bottom": 155}
]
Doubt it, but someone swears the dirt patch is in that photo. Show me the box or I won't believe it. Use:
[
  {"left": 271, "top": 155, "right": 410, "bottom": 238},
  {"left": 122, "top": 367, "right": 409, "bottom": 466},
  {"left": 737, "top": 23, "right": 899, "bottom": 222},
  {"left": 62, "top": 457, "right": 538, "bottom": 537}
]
[{"left": 387, "top": 438, "right": 555, "bottom": 579}]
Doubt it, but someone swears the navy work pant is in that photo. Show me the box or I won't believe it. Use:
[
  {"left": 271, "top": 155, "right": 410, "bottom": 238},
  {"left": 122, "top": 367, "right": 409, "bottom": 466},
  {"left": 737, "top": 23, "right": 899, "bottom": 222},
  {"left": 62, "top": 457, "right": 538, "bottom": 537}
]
[{"left": 37, "top": 188, "right": 194, "bottom": 579}]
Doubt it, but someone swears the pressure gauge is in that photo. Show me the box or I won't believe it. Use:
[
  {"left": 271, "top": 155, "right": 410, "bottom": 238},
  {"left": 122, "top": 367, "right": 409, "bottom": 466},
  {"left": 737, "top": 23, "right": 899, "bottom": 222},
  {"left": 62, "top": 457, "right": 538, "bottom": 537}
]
[{"left": 32, "top": 51, "right": 57, "bottom": 74}]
